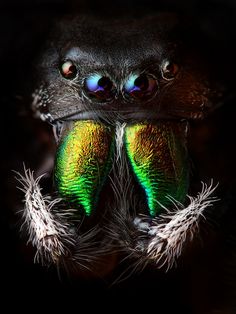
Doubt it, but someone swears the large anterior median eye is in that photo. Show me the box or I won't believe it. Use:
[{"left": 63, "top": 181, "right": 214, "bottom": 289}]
[
  {"left": 123, "top": 74, "right": 158, "bottom": 101},
  {"left": 84, "top": 74, "right": 116, "bottom": 102}
]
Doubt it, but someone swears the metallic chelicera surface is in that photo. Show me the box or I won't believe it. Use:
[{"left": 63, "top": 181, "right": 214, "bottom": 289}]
[
  {"left": 55, "top": 120, "right": 114, "bottom": 216},
  {"left": 125, "top": 122, "right": 189, "bottom": 216}
]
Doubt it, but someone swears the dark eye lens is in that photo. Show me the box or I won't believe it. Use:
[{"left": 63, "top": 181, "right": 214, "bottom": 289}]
[
  {"left": 84, "top": 74, "right": 115, "bottom": 101},
  {"left": 60, "top": 60, "right": 77, "bottom": 79},
  {"left": 161, "top": 61, "right": 178, "bottom": 80},
  {"left": 123, "top": 74, "right": 158, "bottom": 101}
]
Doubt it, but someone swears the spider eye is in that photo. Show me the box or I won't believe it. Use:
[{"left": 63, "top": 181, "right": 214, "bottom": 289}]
[
  {"left": 84, "top": 74, "right": 115, "bottom": 102},
  {"left": 161, "top": 60, "right": 179, "bottom": 80},
  {"left": 123, "top": 74, "right": 158, "bottom": 101},
  {"left": 60, "top": 60, "right": 77, "bottom": 79}
]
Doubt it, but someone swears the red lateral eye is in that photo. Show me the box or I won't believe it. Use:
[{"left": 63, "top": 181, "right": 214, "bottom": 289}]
[
  {"left": 60, "top": 60, "right": 77, "bottom": 79},
  {"left": 161, "top": 61, "right": 179, "bottom": 80}
]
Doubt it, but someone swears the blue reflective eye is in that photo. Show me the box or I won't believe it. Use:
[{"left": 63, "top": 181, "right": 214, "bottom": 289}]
[
  {"left": 86, "top": 74, "right": 103, "bottom": 92},
  {"left": 125, "top": 74, "right": 143, "bottom": 93},
  {"left": 124, "top": 74, "right": 158, "bottom": 101},
  {"left": 84, "top": 74, "right": 115, "bottom": 101}
]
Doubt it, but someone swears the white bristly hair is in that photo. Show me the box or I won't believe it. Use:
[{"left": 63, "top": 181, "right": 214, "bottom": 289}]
[
  {"left": 108, "top": 121, "right": 134, "bottom": 217},
  {"left": 115, "top": 122, "right": 126, "bottom": 161},
  {"left": 145, "top": 180, "right": 219, "bottom": 270},
  {"left": 15, "top": 167, "right": 75, "bottom": 265}
]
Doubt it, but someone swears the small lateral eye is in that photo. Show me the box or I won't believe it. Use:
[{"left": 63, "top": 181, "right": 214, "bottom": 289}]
[
  {"left": 84, "top": 74, "right": 116, "bottom": 102},
  {"left": 161, "top": 60, "right": 179, "bottom": 80},
  {"left": 123, "top": 73, "right": 158, "bottom": 101},
  {"left": 60, "top": 60, "right": 77, "bottom": 79}
]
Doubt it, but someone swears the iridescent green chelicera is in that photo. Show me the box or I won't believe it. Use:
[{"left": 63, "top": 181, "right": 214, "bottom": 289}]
[
  {"left": 125, "top": 122, "right": 189, "bottom": 217},
  {"left": 55, "top": 120, "right": 114, "bottom": 216}
]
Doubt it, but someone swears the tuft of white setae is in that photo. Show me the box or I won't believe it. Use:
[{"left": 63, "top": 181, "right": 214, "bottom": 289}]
[
  {"left": 15, "top": 167, "right": 75, "bottom": 264},
  {"left": 137, "top": 181, "right": 219, "bottom": 270}
]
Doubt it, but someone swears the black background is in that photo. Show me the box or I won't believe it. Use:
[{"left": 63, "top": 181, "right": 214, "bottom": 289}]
[{"left": 1, "top": 0, "right": 236, "bottom": 312}]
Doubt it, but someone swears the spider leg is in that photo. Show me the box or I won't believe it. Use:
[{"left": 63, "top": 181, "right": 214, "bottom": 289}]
[{"left": 15, "top": 167, "right": 75, "bottom": 265}]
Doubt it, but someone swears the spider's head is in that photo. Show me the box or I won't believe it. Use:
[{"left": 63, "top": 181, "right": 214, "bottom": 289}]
[{"left": 22, "top": 13, "right": 224, "bottom": 278}]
